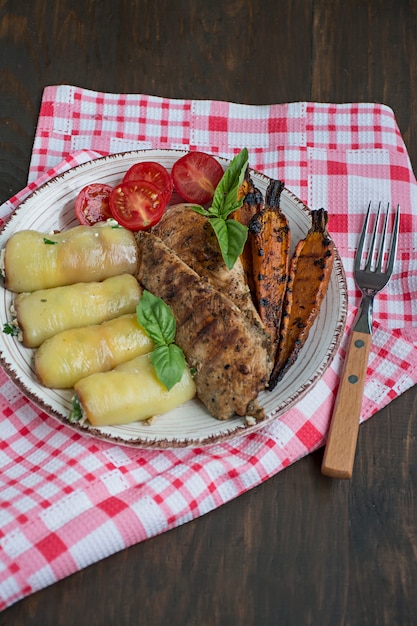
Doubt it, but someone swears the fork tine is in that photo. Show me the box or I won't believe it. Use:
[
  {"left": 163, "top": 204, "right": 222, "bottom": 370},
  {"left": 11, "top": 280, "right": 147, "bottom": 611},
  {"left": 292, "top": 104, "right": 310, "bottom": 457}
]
[
  {"left": 364, "top": 201, "right": 381, "bottom": 271},
  {"left": 375, "top": 202, "right": 390, "bottom": 272},
  {"left": 354, "top": 201, "right": 372, "bottom": 272},
  {"left": 385, "top": 203, "right": 400, "bottom": 275}
]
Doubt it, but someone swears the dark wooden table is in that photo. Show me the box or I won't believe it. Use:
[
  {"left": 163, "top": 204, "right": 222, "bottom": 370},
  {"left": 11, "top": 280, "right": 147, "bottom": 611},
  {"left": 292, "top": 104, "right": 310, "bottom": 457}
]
[{"left": 1, "top": 1, "right": 416, "bottom": 625}]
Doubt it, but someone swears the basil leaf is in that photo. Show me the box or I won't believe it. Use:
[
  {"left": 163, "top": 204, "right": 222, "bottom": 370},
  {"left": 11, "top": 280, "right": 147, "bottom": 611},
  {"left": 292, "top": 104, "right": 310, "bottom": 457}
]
[
  {"left": 151, "top": 344, "right": 186, "bottom": 391},
  {"left": 43, "top": 237, "right": 58, "bottom": 245},
  {"left": 137, "top": 290, "right": 176, "bottom": 345},
  {"left": 210, "top": 217, "right": 248, "bottom": 270},
  {"left": 212, "top": 148, "right": 249, "bottom": 218},
  {"left": 190, "top": 204, "right": 209, "bottom": 216},
  {"left": 221, "top": 198, "right": 245, "bottom": 220},
  {"left": 191, "top": 148, "right": 249, "bottom": 270},
  {"left": 136, "top": 290, "right": 187, "bottom": 390}
]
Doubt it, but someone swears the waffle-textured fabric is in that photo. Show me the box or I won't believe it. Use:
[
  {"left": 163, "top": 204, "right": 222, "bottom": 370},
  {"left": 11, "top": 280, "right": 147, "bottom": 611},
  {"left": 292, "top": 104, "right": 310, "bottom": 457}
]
[{"left": 1, "top": 86, "right": 417, "bottom": 610}]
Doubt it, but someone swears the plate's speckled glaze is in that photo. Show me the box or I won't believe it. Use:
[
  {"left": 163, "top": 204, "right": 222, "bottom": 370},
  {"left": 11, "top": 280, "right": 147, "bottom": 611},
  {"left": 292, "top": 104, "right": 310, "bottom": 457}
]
[{"left": 0, "top": 150, "right": 348, "bottom": 448}]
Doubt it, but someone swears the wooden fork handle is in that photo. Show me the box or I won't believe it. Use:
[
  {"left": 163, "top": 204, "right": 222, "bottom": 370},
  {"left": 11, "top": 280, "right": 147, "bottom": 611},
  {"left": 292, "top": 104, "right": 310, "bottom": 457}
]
[{"left": 321, "top": 330, "right": 372, "bottom": 479}]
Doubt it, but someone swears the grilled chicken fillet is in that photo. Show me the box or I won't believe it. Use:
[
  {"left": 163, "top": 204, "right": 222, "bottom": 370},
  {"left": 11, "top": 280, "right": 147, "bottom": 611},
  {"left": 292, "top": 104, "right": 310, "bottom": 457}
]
[
  {"left": 153, "top": 203, "right": 265, "bottom": 332},
  {"left": 135, "top": 231, "right": 272, "bottom": 421}
]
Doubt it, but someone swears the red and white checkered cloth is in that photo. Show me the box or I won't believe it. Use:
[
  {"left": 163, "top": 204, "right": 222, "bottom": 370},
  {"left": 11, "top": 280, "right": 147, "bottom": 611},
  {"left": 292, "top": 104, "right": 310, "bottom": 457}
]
[{"left": 1, "top": 85, "right": 417, "bottom": 610}]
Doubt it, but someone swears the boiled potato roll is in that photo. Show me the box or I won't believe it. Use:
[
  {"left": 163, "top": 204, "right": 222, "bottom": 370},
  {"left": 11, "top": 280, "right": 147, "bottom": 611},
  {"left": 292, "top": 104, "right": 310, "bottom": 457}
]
[
  {"left": 71, "top": 353, "right": 196, "bottom": 427},
  {"left": 35, "top": 314, "right": 154, "bottom": 388},
  {"left": 3, "top": 223, "right": 138, "bottom": 292},
  {"left": 14, "top": 274, "right": 141, "bottom": 348}
]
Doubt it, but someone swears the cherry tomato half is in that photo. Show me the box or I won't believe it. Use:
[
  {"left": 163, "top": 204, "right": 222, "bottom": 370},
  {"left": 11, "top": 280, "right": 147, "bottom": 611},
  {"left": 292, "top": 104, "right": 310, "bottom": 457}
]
[
  {"left": 123, "top": 161, "right": 173, "bottom": 204},
  {"left": 109, "top": 180, "right": 166, "bottom": 231},
  {"left": 74, "top": 183, "right": 113, "bottom": 225},
  {"left": 171, "top": 151, "right": 224, "bottom": 205}
]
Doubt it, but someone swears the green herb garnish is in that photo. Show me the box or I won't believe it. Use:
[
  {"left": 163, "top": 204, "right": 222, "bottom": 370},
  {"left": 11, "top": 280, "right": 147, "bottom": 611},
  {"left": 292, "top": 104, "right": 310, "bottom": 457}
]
[
  {"left": 191, "top": 148, "right": 249, "bottom": 269},
  {"left": 43, "top": 237, "right": 58, "bottom": 245},
  {"left": 68, "top": 395, "right": 84, "bottom": 423},
  {"left": 3, "top": 322, "right": 19, "bottom": 337},
  {"left": 137, "top": 290, "right": 186, "bottom": 391}
]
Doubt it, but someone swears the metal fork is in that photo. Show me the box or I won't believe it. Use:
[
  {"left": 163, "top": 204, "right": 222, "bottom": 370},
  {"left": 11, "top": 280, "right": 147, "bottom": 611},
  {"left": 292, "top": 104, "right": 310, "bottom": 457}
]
[{"left": 321, "top": 201, "right": 400, "bottom": 478}]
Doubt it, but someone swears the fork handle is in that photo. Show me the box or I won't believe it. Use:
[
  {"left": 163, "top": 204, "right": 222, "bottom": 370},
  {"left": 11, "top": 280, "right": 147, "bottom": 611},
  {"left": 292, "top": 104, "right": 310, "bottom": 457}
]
[{"left": 321, "top": 330, "right": 372, "bottom": 478}]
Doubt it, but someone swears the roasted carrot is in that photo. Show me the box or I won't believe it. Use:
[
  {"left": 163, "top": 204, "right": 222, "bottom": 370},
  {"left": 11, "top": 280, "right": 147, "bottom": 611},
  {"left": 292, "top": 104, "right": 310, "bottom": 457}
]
[
  {"left": 269, "top": 208, "right": 335, "bottom": 390},
  {"left": 234, "top": 166, "right": 264, "bottom": 292},
  {"left": 236, "top": 165, "right": 264, "bottom": 211},
  {"left": 248, "top": 179, "right": 290, "bottom": 349}
]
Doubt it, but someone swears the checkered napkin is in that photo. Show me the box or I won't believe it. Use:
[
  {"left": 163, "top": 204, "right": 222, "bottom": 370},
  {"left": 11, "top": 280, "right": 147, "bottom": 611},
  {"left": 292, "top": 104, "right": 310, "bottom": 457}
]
[{"left": 1, "top": 85, "right": 417, "bottom": 610}]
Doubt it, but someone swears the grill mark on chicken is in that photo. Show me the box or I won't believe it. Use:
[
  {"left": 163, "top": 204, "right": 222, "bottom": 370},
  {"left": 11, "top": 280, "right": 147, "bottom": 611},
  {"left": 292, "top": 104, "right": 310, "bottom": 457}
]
[{"left": 135, "top": 231, "right": 272, "bottom": 421}]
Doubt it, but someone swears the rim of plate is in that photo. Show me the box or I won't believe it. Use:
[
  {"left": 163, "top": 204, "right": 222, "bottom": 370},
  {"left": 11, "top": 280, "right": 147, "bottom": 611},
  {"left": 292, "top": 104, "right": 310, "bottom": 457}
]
[{"left": 0, "top": 149, "right": 348, "bottom": 448}]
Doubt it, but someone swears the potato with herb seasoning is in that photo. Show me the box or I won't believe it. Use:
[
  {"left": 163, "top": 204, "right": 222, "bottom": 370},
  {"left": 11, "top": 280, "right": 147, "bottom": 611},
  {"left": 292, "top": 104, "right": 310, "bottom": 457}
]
[
  {"left": 14, "top": 274, "right": 141, "bottom": 348},
  {"left": 70, "top": 353, "right": 196, "bottom": 427},
  {"left": 35, "top": 313, "right": 154, "bottom": 388},
  {"left": 3, "top": 222, "right": 138, "bottom": 293}
]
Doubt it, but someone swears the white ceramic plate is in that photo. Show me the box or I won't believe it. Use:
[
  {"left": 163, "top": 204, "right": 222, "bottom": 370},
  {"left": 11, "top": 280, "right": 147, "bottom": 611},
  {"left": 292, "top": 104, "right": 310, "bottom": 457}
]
[{"left": 0, "top": 150, "right": 348, "bottom": 448}]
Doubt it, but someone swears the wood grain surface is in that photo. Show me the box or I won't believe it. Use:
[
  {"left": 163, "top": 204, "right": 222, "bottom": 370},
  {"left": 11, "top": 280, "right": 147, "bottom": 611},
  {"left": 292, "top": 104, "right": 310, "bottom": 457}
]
[{"left": 1, "top": 1, "right": 417, "bottom": 625}]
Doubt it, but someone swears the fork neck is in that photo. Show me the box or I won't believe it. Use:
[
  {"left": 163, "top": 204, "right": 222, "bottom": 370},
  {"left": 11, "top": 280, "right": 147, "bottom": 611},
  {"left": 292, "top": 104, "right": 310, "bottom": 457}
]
[{"left": 353, "top": 292, "right": 374, "bottom": 334}]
